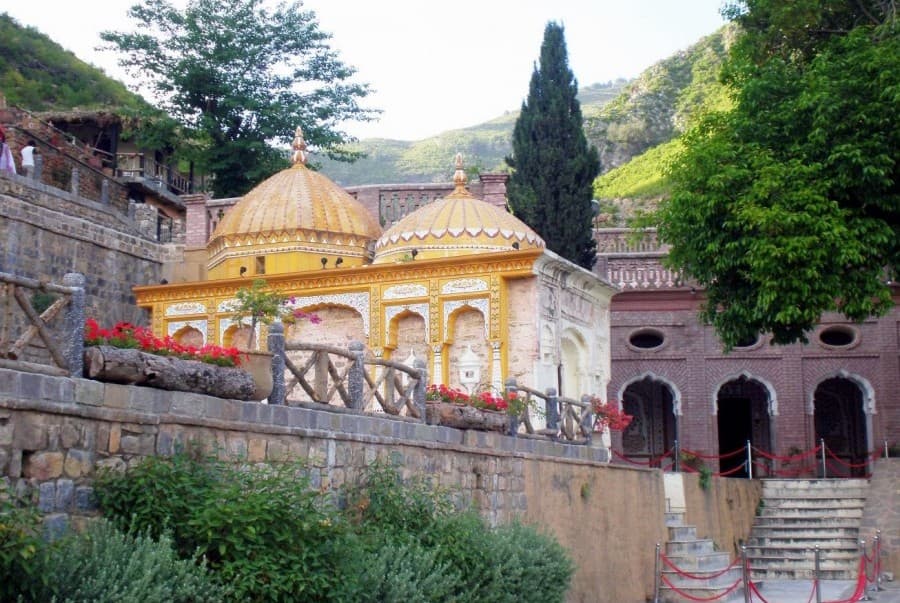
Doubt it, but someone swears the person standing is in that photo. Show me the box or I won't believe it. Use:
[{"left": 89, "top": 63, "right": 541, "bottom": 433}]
[
  {"left": 20, "top": 140, "right": 36, "bottom": 178},
  {"left": 0, "top": 127, "right": 16, "bottom": 176}
]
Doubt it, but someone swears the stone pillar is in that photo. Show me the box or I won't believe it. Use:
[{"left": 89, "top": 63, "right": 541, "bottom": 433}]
[
  {"left": 63, "top": 272, "right": 85, "bottom": 378},
  {"left": 545, "top": 387, "right": 559, "bottom": 431},
  {"left": 432, "top": 345, "right": 443, "bottom": 386},
  {"left": 33, "top": 154, "right": 43, "bottom": 181},
  {"left": 267, "top": 321, "right": 285, "bottom": 405},
  {"left": 505, "top": 377, "right": 519, "bottom": 437},
  {"left": 413, "top": 358, "right": 428, "bottom": 422},
  {"left": 70, "top": 167, "right": 80, "bottom": 196},
  {"left": 582, "top": 394, "right": 594, "bottom": 446},
  {"left": 348, "top": 340, "right": 365, "bottom": 410},
  {"left": 100, "top": 179, "right": 110, "bottom": 205}
]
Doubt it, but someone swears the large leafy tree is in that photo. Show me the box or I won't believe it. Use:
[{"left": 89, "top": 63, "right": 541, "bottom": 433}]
[
  {"left": 657, "top": 0, "right": 899, "bottom": 348},
  {"left": 506, "top": 22, "right": 600, "bottom": 269},
  {"left": 101, "top": 0, "right": 376, "bottom": 197}
]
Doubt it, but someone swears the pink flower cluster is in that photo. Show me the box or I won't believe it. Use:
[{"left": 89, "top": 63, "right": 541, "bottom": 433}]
[
  {"left": 426, "top": 384, "right": 520, "bottom": 413},
  {"left": 84, "top": 319, "right": 243, "bottom": 367}
]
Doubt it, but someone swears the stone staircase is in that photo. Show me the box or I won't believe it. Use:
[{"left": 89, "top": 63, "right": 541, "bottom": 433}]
[
  {"left": 659, "top": 511, "right": 744, "bottom": 603},
  {"left": 745, "top": 478, "right": 869, "bottom": 580}
]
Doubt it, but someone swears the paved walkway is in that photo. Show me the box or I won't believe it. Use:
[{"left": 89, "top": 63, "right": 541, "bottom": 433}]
[{"left": 728, "top": 579, "right": 900, "bottom": 603}]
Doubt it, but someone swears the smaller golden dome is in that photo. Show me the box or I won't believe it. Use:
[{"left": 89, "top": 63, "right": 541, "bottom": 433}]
[{"left": 372, "top": 154, "right": 543, "bottom": 264}]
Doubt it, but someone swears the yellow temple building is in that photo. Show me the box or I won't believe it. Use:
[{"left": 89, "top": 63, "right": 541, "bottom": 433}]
[{"left": 133, "top": 129, "right": 617, "bottom": 401}]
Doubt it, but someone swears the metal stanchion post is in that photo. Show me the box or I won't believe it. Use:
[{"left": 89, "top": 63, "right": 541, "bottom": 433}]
[
  {"left": 746, "top": 439, "right": 753, "bottom": 480},
  {"left": 860, "top": 539, "right": 871, "bottom": 601},
  {"left": 742, "top": 545, "right": 750, "bottom": 603},
  {"left": 875, "top": 531, "right": 883, "bottom": 591},
  {"left": 815, "top": 546, "right": 823, "bottom": 603},
  {"left": 653, "top": 543, "right": 661, "bottom": 603},
  {"left": 820, "top": 438, "right": 827, "bottom": 478},
  {"left": 674, "top": 439, "right": 680, "bottom": 473},
  {"left": 885, "top": 439, "right": 890, "bottom": 459}
]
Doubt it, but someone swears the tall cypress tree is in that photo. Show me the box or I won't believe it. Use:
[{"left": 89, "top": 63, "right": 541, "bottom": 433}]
[{"left": 506, "top": 22, "right": 600, "bottom": 269}]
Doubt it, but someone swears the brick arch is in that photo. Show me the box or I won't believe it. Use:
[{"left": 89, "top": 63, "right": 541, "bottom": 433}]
[
  {"left": 385, "top": 308, "right": 429, "bottom": 366},
  {"left": 807, "top": 369, "right": 875, "bottom": 416},
  {"left": 172, "top": 324, "right": 204, "bottom": 348},
  {"left": 711, "top": 370, "right": 778, "bottom": 417},
  {"left": 617, "top": 371, "right": 682, "bottom": 416}
]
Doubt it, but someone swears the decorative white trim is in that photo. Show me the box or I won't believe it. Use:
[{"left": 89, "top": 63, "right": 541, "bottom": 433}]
[
  {"left": 441, "top": 278, "right": 488, "bottom": 295},
  {"left": 443, "top": 299, "right": 488, "bottom": 339},
  {"left": 711, "top": 371, "right": 778, "bottom": 417},
  {"left": 384, "top": 303, "right": 429, "bottom": 342},
  {"left": 285, "top": 292, "right": 370, "bottom": 337},
  {"left": 165, "top": 302, "right": 207, "bottom": 317},
  {"left": 807, "top": 370, "right": 876, "bottom": 415},
  {"left": 617, "top": 371, "right": 684, "bottom": 416},
  {"left": 167, "top": 319, "right": 208, "bottom": 341},
  {"left": 383, "top": 284, "right": 427, "bottom": 300},
  {"left": 218, "top": 298, "right": 238, "bottom": 312}
]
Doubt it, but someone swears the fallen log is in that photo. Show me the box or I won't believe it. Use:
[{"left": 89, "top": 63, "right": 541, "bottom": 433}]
[
  {"left": 84, "top": 345, "right": 255, "bottom": 401},
  {"left": 425, "top": 401, "right": 509, "bottom": 432}
]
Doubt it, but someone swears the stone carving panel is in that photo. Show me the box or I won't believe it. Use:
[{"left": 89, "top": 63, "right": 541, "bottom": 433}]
[
  {"left": 286, "top": 292, "right": 371, "bottom": 337},
  {"left": 384, "top": 284, "right": 428, "bottom": 300},
  {"left": 165, "top": 302, "right": 207, "bottom": 317},
  {"left": 441, "top": 278, "right": 488, "bottom": 295}
]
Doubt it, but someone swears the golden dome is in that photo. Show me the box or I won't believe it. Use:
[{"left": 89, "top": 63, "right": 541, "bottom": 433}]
[
  {"left": 207, "top": 129, "right": 381, "bottom": 275},
  {"left": 372, "top": 154, "right": 543, "bottom": 264}
]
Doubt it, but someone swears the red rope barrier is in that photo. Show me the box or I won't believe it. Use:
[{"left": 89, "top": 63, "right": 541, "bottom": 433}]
[
  {"left": 822, "top": 557, "right": 867, "bottom": 603},
  {"left": 660, "top": 553, "right": 741, "bottom": 580},
  {"left": 753, "top": 443, "right": 822, "bottom": 463},
  {"left": 660, "top": 574, "right": 742, "bottom": 602},
  {"left": 714, "top": 463, "right": 747, "bottom": 477},
  {"left": 748, "top": 579, "right": 772, "bottom": 603},
  {"left": 824, "top": 447, "right": 873, "bottom": 469},
  {"left": 805, "top": 579, "right": 818, "bottom": 603},
  {"left": 682, "top": 446, "right": 746, "bottom": 461}
]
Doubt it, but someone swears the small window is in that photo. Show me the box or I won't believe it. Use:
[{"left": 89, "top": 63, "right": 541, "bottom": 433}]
[
  {"left": 819, "top": 326, "right": 856, "bottom": 348},
  {"left": 255, "top": 256, "right": 266, "bottom": 275},
  {"left": 628, "top": 329, "right": 665, "bottom": 350},
  {"left": 734, "top": 334, "right": 761, "bottom": 349}
]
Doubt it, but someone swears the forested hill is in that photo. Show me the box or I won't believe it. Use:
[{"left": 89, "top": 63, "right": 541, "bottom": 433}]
[
  {"left": 0, "top": 13, "right": 145, "bottom": 111},
  {"left": 315, "top": 80, "right": 626, "bottom": 186}
]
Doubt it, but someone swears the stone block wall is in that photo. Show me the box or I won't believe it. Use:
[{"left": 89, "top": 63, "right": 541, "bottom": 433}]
[
  {"left": 0, "top": 177, "right": 166, "bottom": 325},
  {"left": 861, "top": 458, "right": 900, "bottom": 577},
  {"left": 0, "top": 366, "right": 763, "bottom": 603}
]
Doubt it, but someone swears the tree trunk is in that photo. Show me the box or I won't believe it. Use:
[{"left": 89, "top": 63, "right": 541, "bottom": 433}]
[{"left": 84, "top": 345, "right": 255, "bottom": 401}]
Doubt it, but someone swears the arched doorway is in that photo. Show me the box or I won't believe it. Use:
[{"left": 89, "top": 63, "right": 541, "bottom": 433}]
[
  {"left": 620, "top": 377, "right": 676, "bottom": 467},
  {"left": 814, "top": 377, "right": 868, "bottom": 477},
  {"left": 716, "top": 376, "right": 772, "bottom": 477}
]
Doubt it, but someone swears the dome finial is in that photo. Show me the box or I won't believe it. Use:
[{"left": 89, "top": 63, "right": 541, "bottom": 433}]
[
  {"left": 452, "top": 152, "right": 467, "bottom": 191},
  {"left": 291, "top": 126, "right": 308, "bottom": 166}
]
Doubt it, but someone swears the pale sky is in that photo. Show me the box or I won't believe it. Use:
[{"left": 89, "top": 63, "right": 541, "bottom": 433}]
[{"left": 4, "top": 0, "right": 728, "bottom": 141}]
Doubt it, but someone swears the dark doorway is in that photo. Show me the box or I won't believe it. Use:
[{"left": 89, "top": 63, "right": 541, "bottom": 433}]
[
  {"left": 716, "top": 377, "right": 771, "bottom": 477},
  {"left": 814, "top": 377, "right": 868, "bottom": 477},
  {"left": 621, "top": 378, "right": 676, "bottom": 468}
]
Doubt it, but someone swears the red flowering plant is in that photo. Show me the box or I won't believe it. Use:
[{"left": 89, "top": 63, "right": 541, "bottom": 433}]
[
  {"left": 232, "top": 279, "right": 321, "bottom": 350},
  {"left": 84, "top": 319, "right": 243, "bottom": 367},
  {"left": 426, "top": 384, "right": 528, "bottom": 416},
  {"left": 591, "top": 397, "right": 633, "bottom": 432}
]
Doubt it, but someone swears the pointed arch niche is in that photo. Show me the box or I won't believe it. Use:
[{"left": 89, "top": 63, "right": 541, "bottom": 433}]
[
  {"left": 617, "top": 372, "right": 680, "bottom": 467},
  {"left": 812, "top": 372, "right": 872, "bottom": 477},
  {"left": 444, "top": 303, "right": 489, "bottom": 393},
  {"left": 713, "top": 372, "right": 775, "bottom": 477}
]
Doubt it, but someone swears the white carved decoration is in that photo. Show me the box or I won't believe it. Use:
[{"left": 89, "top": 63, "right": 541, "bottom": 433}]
[
  {"left": 443, "top": 299, "right": 488, "bottom": 339},
  {"left": 218, "top": 298, "right": 239, "bottom": 313},
  {"left": 285, "top": 292, "right": 371, "bottom": 336},
  {"left": 441, "top": 278, "right": 488, "bottom": 295},
  {"left": 384, "top": 303, "right": 429, "bottom": 342},
  {"left": 165, "top": 302, "right": 207, "bottom": 317},
  {"left": 167, "top": 319, "right": 208, "bottom": 341},
  {"left": 383, "top": 284, "right": 427, "bottom": 300}
]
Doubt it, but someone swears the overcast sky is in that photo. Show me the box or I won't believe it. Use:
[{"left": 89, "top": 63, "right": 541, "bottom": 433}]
[{"left": 5, "top": 0, "right": 728, "bottom": 141}]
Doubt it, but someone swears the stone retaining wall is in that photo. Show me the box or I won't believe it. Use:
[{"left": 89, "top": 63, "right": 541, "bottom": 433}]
[{"left": 0, "top": 367, "right": 761, "bottom": 603}]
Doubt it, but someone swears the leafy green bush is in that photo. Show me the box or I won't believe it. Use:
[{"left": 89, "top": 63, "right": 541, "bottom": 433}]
[
  {"left": 0, "top": 481, "right": 44, "bottom": 601},
  {"left": 31, "top": 520, "right": 226, "bottom": 602},
  {"left": 94, "top": 453, "right": 345, "bottom": 602}
]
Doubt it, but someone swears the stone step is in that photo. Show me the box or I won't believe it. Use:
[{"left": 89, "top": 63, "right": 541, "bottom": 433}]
[
  {"left": 753, "top": 516, "right": 862, "bottom": 528},
  {"left": 749, "top": 526, "right": 860, "bottom": 540},
  {"left": 666, "top": 539, "right": 716, "bottom": 556},
  {"left": 665, "top": 512, "right": 685, "bottom": 527},
  {"left": 662, "top": 566, "right": 742, "bottom": 589},
  {"left": 749, "top": 566, "right": 856, "bottom": 580},
  {"left": 761, "top": 478, "right": 869, "bottom": 490},
  {"left": 668, "top": 525, "right": 698, "bottom": 541},
  {"left": 663, "top": 551, "right": 732, "bottom": 571},
  {"left": 757, "top": 504, "right": 865, "bottom": 517},
  {"left": 761, "top": 495, "right": 866, "bottom": 506},
  {"left": 659, "top": 582, "right": 745, "bottom": 603},
  {"left": 744, "top": 547, "right": 860, "bottom": 563}
]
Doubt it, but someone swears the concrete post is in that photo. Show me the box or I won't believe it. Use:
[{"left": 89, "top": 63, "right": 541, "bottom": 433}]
[
  {"left": 62, "top": 272, "right": 85, "bottom": 378},
  {"left": 348, "top": 340, "right": 365, "bottom": 410},
  {"left": 413, "top": 358, "right": 427, "bottom": 422},
  {"left": 545, "top": 387, "right": 559, "bottom": 431},
  {"left": 267, "top": 321, "right": 285, "bottom": 405},
  {"left": 101, "top": 179, "right": 110, "bottom": 205},
  {"left": 70, "top": 167, "right": 80, "bottom": 196},
  {"left": 505, "top": 377, "right": 519, "bottom": 437}
]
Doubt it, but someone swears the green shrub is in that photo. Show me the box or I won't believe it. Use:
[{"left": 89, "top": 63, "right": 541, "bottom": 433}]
[
  {"left": 32, "top": 520, "right": 226, "bottom": 602},
  {"left": 0, "top": 481, "right": 44, "bottom": 601},
  {"left": 94, "top": 453, "right": 345, "bottom": 602},
  {"left": 334, "top": 534, "right": 462, "bottom": 603}
]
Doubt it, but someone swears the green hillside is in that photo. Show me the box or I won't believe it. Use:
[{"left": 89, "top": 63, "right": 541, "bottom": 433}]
[
  {"left": 0, "top": 13, "right": 146, "bottom": 111},
  {"left": 316, "top": 81, "right": 626, "bottom": 186}
]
